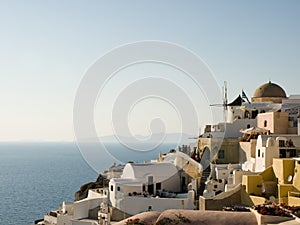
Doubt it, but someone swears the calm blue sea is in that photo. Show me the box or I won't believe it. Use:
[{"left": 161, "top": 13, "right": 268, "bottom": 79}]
[{"left": 0, "top": 142, "right": 176, "bottom": 225}]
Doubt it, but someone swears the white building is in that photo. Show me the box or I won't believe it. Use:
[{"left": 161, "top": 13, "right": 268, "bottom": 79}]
[
  {"left": 39, "top": 150, "right": 203, "bottom": 224},
  {"left": 40, "top": 189, "right": 108, "bottom": 225},
  {"left": 102, "top": 164, "right": 124, "bottom": 179},
  {"left": 244, "top": 135, "right": 300, "bottom": 172},
  {"left": 109, "top": 161, "right": 196, "bottom": 216}
]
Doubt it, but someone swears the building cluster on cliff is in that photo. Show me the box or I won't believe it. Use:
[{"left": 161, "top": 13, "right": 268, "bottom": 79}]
[{"left": 37, "top": 81, "right": 300, "bottom": 225}]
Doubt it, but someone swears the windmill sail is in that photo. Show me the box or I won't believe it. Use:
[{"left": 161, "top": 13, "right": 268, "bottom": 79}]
[{"left": 210, "top": 81, "right": 228, "bottom": 122}]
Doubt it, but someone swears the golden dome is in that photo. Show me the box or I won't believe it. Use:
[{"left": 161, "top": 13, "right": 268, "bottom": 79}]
[{"left": 253, "top": 81, "right": 287, "bottom": 98}]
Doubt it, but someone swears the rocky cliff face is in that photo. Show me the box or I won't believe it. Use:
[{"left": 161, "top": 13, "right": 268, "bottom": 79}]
[{"left": 74, "top": 174, "right": 109, "bottom": 201}]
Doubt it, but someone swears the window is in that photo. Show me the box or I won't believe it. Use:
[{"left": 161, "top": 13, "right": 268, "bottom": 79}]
[
  {"left": 252, "top": 110, "right": 258, "bottom": 119},
  {"left": 218, "top": 150, "right": 225, "bottom": 159},
  {"left": 262, "top": 152, "right": 264, "bottom": 158},
  {"left": 279, "top": 140, "right": 285, "bottom": 147},
  {"left": 264, "top": 120, "right": 268, "bottom": 127},
  {"left": 280, "top": 149, "right": 286, "bottom": 158},
  {"left": 290, "top": 149, "right": 296, "bottom": 157},
  {"left": 214, "top": 185, "right": 218, "bottom": 189},
  {"left": 117, "top": 186, "right": 120, "bottom": 191},
  {"left": 245, "top": 111, "right": 250, "bottom": 119},
  {"left": 156, "top": 183, "right": 161, "bottom": 190},
  {"left": 234, "top": 115, "right": 241, "bottom": 120},
  {"left": 247, "top": 124, "right": 251, "bottom": 129},
  {"left": 258, "top": 149, "right": 260, "bottom": 157},
  {"left": 110, "top": 185, "right": 114, "bottom": 192}
]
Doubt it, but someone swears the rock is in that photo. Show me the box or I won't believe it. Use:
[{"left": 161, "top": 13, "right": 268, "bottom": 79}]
[{"left": 75, "top": 174, "right": 109, "bottom": 201}]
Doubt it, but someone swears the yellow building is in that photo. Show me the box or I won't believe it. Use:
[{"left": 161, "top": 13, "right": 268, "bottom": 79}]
[
  {"left": 197, "top": 137, "right": 240, "bottom": 166},
  {"left": 242, "top": 158, "right": 300, "bottom": 206}
]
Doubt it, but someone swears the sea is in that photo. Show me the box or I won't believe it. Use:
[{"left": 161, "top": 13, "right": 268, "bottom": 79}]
[{"left": 0, "top": 142, "right": 177, "bottom": 225}]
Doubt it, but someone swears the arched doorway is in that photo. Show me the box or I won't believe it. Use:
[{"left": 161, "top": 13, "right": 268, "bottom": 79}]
[{"left": 201, "top": 146, "right": 211, "bottom": 170}]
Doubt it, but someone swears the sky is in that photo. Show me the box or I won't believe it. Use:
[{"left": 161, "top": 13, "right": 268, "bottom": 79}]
[{"left": 0, "top": 0, "right": 300, "bottom": 141}]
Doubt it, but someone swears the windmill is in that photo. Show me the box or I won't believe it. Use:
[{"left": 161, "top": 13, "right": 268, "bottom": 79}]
[{"left": 210, "top": 81, "right": 228, "bottom": 122}]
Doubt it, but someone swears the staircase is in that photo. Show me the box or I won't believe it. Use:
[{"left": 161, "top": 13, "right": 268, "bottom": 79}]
[{"left": 199, "top": 167, "right": 211, "bottom": 195}]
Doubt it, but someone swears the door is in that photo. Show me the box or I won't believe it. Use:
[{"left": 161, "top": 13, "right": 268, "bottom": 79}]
[{"left": 148, "top": 176, "right": 154, "bottom": 194}]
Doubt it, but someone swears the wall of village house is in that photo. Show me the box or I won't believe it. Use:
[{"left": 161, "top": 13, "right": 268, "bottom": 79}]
[
  {"left": 242, "top": 174, "right": 263, "bottom": 196},
  {"left": 110, "top": 174, "right": 180, "bottom": 202},
  {"left": 288, "top": 126, "right": 298, "bottom": 135},
  {"left": 239, "top": 139, "right": 257, "bottom": 164},
  {"left": 298, "top": 118, "right": 300, "bottom": 135},
  {"left": 62, "top": 201, "right": 74, "bottom": 215},
  {"left": 198, "top": 138, "right": 240, "bottom": 165},
  {"left": 223, "top": 119, "right": 257, "bottom": 138},
  {"left": 257, "top": 112, "right": 289, "bottom": 134},
  {"left": 203, "top": 118, "right": 257, "bottom": 138},
  {"left": 273, "top": 158, "right": 295, "bottom": 185},
  {"left": 73, "top": 198, "right": 101, "bottom": 220},
  {"left": 231, "top": 170, "right": 256, "bottom": 186},
  {"left": 122, "top": 185, "right": 142, "bottom": 196},
  {"left": 117, "top": 192, "right": 194, "bottom": 215},
  {"left": 57, "top": 214, "right": 72, "bottom": 225},
  {"left": 266, "top": 146, "right": 279, "bottom": 170},
  {"left": 215, "top": 138, "right": 240, "bottom": 164},
  {"left": 274, "top": 113, "right": 289, "bottom": 134},
  {"left": 255, "top": 136, "right": 278, "bottom": 172},
  {"left": 287, "top": 167, "right": 300, "bottom": 206},
  {"left": 227, "top": 106, "right": 244, "bottom": 122},
  {"left": 159, "top": 173, "right": 181, "bottom": 193},
  {"left": 255, "top": 147, "right": 267, "bottom": 172},
  {"left": 109, "top": 181, "right": 117, "bottom": 207},
  {"left": 293, "top": 161, "right": 300, "bottom": 190},
  {"left": 197, "top": 138, "right": 212, "bottom": 156},
  {"left": 44, "top": 215, "right": 57, "bottom": 225}
]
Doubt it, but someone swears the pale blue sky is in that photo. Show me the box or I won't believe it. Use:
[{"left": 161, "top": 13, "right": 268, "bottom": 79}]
[{"left": 1, "top": 1, "right": 300, "bottom": 141}]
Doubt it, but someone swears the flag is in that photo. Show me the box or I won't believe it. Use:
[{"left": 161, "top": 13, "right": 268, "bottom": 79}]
[
  {"left": 242, "top": 90, "right": 250, "bottom": 103},
  {"left": 242, "top": 90, "right": 247, "bottom": 98}
]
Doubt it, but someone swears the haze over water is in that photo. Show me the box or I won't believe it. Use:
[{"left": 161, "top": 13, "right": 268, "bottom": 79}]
[{"left": 0, "top": 142, "right": 175, "bottom": 225}]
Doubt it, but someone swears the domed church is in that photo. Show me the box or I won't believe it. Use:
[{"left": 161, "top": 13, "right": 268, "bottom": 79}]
[{"left": 251, "top": 81, "right": 287, "bottom": 103}]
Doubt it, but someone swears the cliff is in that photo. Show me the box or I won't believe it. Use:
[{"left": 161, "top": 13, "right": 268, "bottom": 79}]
[{"left": 74, "top": 174, "right": 109, "bottom": 201}]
